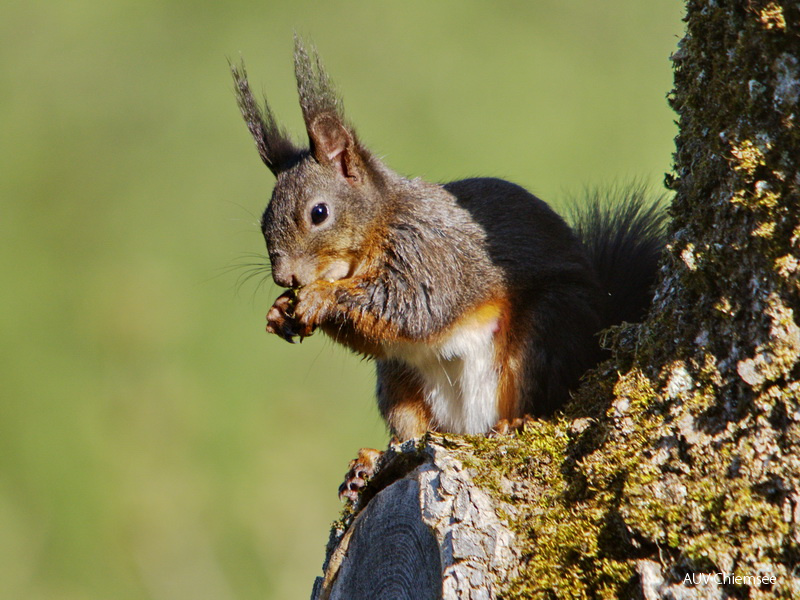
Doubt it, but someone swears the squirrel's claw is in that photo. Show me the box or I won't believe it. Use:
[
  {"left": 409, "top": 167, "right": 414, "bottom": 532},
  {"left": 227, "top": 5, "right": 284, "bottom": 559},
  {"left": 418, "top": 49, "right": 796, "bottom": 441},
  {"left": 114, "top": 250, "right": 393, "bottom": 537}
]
[
  {"left": 265, "top": 320, "right": 297, "bottom": 343},
  {"left": 274, "top": 325, "right": 298, "bottom": 344}
]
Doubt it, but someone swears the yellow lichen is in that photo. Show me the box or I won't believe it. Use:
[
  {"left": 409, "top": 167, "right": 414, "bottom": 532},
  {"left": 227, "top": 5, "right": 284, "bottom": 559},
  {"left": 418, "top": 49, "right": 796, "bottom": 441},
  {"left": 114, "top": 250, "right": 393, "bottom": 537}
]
[
  {"left": 730, "top": 140, "right": 766, "bottom": 175},
  {"left": 759, "top": 3, "right": 786, "bottom": 30},
  {"left": 752, "top": 221, "right": 776, "bottom": 237},
  {"left": 714, "top": 296, "right": 735, "bottom": 316},
  {"left": 737, "top": 294, "right": 800, "bottom": 387},
  {"left": 730, "top": 186, "right": 779, "bottom": 209},
  {"left": 775, "top": 253, "right": 799, "bottom": 279},
  {"left": 757, "top": 191, "right": 780, "bottom": 209}
]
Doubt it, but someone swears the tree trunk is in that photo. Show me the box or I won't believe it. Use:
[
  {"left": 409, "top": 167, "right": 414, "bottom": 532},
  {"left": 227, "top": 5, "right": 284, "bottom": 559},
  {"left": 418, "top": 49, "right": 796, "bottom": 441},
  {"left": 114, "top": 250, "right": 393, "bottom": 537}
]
[{"left": 311, "top": 2, "right": 800, "bottom": 598}]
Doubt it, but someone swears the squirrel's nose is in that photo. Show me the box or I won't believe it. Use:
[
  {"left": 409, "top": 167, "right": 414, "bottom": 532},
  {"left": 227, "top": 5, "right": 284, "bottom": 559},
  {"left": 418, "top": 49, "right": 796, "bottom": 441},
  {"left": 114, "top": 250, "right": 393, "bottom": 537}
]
[
  {"left": 272, "top": 256, "right": 315, "bottom": 288},
  {"left": 272, "top": 270, "right": 299, "bottom": 289},
  {"left": 272, "top": 260, "right": 301, "bottom": 288}
]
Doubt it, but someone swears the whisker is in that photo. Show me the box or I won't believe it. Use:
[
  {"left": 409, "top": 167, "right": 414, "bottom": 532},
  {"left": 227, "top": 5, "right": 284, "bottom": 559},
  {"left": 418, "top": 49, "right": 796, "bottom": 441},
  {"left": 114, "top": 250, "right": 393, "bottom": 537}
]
[
  {"left": 224, "top": 200, "right": 263, "bottom": 223},
  {"left": 236, "top": 268, "right": 269, "bottom": 292},
  {"left": 210, "top": 252, "right": 276, "bottom": 301},
  {"left": 250, "top": 272, "right": 275, "bottom": 305}
]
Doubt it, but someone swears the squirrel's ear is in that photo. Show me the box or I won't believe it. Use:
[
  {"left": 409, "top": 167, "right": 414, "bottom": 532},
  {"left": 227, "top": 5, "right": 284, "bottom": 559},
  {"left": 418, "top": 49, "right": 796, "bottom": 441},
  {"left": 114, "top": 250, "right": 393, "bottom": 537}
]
[
  {"left": 294, "top": 36, "right": 365, "bottom": 183},
  {"left": 231, "top": 60, "right": 300, "bottom": 176},
  {"left": 307, "top": 114, "right": 362, "bottom": 182}
]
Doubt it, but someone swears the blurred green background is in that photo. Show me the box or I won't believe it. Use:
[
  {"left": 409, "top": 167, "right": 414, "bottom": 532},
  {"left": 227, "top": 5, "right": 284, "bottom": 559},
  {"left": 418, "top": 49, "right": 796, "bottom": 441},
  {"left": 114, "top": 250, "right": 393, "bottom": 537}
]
[{"left": 0, "top": 1, "right": 683, "bottom": 598}]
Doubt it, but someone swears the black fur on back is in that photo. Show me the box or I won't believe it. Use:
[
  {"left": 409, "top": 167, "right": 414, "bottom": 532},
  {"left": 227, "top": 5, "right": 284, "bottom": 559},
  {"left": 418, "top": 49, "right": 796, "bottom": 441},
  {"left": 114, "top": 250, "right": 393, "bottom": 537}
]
[{"left": 567, "top": 185, "right": 667, "bottom": 328}]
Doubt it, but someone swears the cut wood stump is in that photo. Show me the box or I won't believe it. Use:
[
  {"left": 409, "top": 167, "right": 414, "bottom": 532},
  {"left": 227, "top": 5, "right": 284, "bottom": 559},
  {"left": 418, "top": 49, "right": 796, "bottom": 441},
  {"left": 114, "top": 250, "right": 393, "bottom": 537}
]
[{"left": 310, "top": 436, "right": 518, "bottom": 600}]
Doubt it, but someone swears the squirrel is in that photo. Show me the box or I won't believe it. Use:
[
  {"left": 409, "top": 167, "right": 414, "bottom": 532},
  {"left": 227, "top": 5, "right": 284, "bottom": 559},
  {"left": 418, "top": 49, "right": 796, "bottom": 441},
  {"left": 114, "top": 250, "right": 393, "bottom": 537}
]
[{"left": 232, "top": 39, "right": 666, "bottom": 501}]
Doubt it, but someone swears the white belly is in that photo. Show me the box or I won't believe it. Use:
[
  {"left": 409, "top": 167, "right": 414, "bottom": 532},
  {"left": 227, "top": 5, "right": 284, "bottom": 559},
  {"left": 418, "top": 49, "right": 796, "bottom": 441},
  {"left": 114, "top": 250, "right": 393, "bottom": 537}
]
[{"left": 386, "top": 318, "right": 500, "bottom": 435}]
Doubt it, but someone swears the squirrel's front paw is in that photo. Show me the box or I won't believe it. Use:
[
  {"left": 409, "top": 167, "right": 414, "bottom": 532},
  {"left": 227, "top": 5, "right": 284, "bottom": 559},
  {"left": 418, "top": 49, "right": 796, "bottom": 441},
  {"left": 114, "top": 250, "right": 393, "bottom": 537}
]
[
  {"left": 291, "top": 281, "right": 335, "bottom": 337},
  {"left": 266, "top": 282, "right": 337, "bottom": 343},
  {"left": 266, "top": 290, "right": 303, "bottom": 343},
  {"left": 338, "top": 447, "right": 383, "bottom": 503}
]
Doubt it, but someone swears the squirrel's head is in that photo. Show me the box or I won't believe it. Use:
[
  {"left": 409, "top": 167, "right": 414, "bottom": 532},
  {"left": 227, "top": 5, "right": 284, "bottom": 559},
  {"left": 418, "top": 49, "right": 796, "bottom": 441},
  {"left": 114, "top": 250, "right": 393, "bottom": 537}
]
[{"left": 233, "top": 38, "right": 388, "bottom": 289}]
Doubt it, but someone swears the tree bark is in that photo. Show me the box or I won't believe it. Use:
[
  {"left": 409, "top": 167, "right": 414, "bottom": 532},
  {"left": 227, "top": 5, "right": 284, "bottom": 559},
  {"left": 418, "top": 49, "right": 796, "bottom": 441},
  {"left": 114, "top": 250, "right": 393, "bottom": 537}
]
[{"left": 311, "top": 2, "right": 800, "bottom": 598}]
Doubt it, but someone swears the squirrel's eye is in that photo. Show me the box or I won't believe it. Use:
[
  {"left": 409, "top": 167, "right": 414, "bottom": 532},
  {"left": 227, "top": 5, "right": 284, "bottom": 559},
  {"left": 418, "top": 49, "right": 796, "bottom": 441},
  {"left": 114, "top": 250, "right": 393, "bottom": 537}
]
[{"left": 310, "top": 202, "right": 329, "bottom": 226}]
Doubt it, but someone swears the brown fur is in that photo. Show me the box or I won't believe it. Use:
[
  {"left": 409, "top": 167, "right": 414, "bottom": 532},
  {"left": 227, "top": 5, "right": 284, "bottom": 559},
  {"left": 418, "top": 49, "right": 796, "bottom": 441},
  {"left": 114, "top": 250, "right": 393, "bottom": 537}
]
[{"left": 376, "top": 360, "right": 432, "bottom": 441}]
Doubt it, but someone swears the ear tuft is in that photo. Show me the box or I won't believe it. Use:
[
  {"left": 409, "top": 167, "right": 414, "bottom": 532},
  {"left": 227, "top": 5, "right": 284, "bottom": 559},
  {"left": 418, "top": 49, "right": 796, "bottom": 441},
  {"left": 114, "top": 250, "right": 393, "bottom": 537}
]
[
  {"left": 231, "top": 60, "right": 300, "bottom": 176},
  {"left": 293, "top": 36, "right": 343, "bottom": 131}
]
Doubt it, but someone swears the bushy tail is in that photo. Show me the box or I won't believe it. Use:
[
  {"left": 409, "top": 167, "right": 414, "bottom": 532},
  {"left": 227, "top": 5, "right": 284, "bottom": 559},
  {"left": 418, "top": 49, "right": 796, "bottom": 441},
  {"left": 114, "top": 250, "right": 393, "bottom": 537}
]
[{"left": 568, "top": 185, "right": 668, "bottom": 328}]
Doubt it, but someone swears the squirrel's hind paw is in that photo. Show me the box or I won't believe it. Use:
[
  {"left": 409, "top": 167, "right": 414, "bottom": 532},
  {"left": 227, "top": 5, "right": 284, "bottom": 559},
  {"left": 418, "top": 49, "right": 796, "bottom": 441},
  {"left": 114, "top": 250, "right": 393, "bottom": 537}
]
[
  {"left": 338, "top": 447, "right": 383, "bottom": 503},
  {"left": 489, "top": 414, "right": 535, "bottom": 437}
]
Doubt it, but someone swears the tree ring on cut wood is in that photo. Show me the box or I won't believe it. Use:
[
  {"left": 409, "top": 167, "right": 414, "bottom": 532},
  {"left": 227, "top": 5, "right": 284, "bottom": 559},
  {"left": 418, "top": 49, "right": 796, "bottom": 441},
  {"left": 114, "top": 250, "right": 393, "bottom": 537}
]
[{"left": 323, "top": 477, "right": 442, "bottom": 600}]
